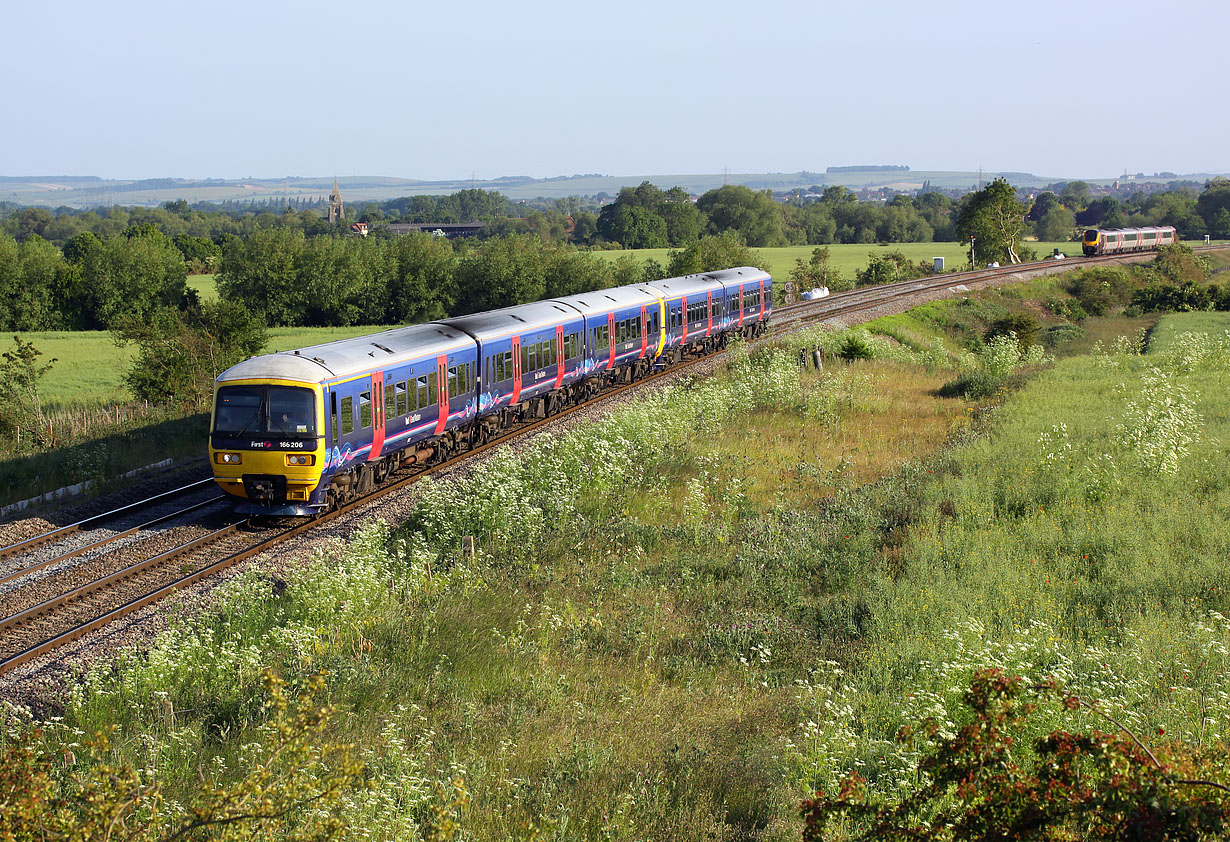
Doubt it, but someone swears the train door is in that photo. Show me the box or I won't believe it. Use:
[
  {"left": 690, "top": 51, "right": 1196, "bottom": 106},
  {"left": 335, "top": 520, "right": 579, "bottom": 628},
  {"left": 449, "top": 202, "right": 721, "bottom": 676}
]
[
  {"left": 738, "top": 284, "right": 745, "bottom": 325},
  {"left": 370, "top": 371, "right": 385, "bottom": 458},
  {"left": 554, "top": 325, "right": 565, "bottom": 388},
  {"left": 607, "top": 311, "right": 616, "bottom": 369},
  {"left": 681, "top": 295, "right": 689, "bottom": 344},
  {"left": 511, "top": 336, "right": 522, "bottom": 403},
  {"left": 758, "top": 279, "right": 765, "bottom": 320},
  {"left": 706, "top": 291, "right": 713, "bottom": 336},
  {"left": 639, "top": 305, "right": 648, "bottom": 356},
  {"left": 434, "top": 356, "right": 448, "bottom": 434}
]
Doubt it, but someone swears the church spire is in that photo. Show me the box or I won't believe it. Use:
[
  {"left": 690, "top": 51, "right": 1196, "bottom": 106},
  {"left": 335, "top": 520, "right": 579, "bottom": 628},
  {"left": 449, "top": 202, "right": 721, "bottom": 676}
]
[{"left": 328, "top": 178, "right": 345, "bottom": 223}]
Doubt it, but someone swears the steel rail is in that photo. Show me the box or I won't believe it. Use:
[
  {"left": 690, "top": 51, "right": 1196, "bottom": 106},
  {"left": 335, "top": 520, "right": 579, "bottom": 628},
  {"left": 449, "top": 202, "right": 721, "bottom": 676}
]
[
  {"left": 0, "top": 497, "right": 226, "bottom": 588},
  {"left": 0, "top": 479, "right": 216, "bottom": 560}
]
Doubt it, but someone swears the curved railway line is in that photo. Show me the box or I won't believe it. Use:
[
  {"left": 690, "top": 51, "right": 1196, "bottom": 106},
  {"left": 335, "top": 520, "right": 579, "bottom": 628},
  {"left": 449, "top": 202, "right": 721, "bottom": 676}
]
[{"left": 0, "top": 245, "right": 1220, "bottom": 679}]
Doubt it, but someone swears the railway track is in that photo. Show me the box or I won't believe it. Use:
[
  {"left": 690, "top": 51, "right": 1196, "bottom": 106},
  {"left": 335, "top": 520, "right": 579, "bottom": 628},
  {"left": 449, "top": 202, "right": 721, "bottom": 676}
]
[{"left": 1, "top": 245, "right": 1223, "bottom": 678}]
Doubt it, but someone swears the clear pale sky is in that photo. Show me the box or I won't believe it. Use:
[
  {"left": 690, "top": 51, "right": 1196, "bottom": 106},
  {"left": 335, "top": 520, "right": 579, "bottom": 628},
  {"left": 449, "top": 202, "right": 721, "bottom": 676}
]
[{"left": 6, "top": 0, "right": 1227, "bottom": 182}]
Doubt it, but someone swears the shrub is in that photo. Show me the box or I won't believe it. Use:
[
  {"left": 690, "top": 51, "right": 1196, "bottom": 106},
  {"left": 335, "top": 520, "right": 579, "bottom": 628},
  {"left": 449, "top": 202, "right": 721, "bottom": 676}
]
[
  {"left": 1042, "top": 323, "right": 1084, "bottom": 351},
  {"left": 1065, "top": 266, "right": 1132, "bottom": 316},
  {"left": 801, "top": 669, "right": 1230, "bottom": 842},
  {"left": 1132, "top": 281, "right": 1213, "bottom": 313},
  {"left": 983, "top": 313, "right": 1040, "bottom": 350}
]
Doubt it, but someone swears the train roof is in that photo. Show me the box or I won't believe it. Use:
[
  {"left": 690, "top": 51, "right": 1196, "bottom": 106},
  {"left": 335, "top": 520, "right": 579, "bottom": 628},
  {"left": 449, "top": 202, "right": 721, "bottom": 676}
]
[
  {"left": 435, "top": 300, "right": 583, "bottom": 341},
  {"left": 644, "top": 267, "right": 771, "bottom": 298},
  {"left": 704, "top": 266, "right": 772, "bottom": 285},
  {"left": 216, "top": 322, "right": 474, "bottom": 385},
  {"left": 549, "top": 284, "right": 662, "bottom": 315}
]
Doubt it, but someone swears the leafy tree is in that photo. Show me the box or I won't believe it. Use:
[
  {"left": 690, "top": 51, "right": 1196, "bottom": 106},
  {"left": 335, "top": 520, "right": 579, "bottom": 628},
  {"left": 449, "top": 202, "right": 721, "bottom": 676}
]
[
  {"left": 659, "top": 195, "right": 705, "bottom": 245},
  {"left": 172, "top": 233, "right": 221, "bottom": 266},
  {"left": 1057, "top": 179, "right": 1091, "bottom": 209},
  {"left": 541, "top": 249, "right": 612, "bottom": 298},
  {"left": 112, "top": 300, "right": 266, "bottom": 410},
  {"left": 81, "top": 227, "right": 195, "bottom": 328},
  {"left": 956, "top": 178, "right": 1027, "bottom": 264},
  {"left": 790, "top": 246, "right": 849, "bottom": 293},
  {"left": 802, "top": 669, "right": 1230, "bottom": 842},
  {"left": 1035, "top": 205, "right": 1076, "bottom": 242},
  {"left": 855, "top": 250, "right": 914, "bottom": 287},
  {"left": 606, "top": 204, "right": 668, "bottom": 248},
  {"left": 1025, "top": 191, "right": 1060, "bottom": 222},
  {"left": 61, "top": 231, "right": 102, "bottom": 265},
  {"left": 1196, "top": 176, "right": 1230, "bottom": 233},
  {"left": 13, "top": 206, "right": 53, "bottom": 242},
  {"left": 1212, "top": 208, "right": 1230, "bottom": 240},
  {"left": 1075, "top": 196, "right": 1124, "bottom": 228},
  {"left": 696, "top": 185, "right": 784, "bottom": 247},
  {"left": 665, "top": 231, "right": 764, "bottom": 276},
  {"left": 379, "top": 232, "right": 457, "bottom": 324},
  {"left": 454, "top": 235, "right": 547, "bottom": 314},
  {"left": 217, "top": 227, "right": 307, "bottom": 326},
  {"left": 0, "top": 335, "right": 56, "bottom": 448},
  {"left": 570, "top": 210, "right": 598, "bottom": 244}
]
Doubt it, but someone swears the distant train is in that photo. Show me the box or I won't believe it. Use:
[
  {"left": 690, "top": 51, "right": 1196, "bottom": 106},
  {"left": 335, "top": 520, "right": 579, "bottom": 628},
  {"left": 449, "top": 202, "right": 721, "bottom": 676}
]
[
  {"left": 209, "top": 267, "right": 772, "bottom": 516},
  {"left": 1082, "top": 226, "right": 1178, "bottom": 257}
]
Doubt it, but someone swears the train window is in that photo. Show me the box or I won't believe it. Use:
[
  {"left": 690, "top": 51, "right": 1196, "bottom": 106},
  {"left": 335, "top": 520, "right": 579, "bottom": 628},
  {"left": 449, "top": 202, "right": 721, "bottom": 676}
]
[
  {"left": 359, "top": 391, "right": 372, "bottom": 429},
  {"left": 447, "top": 366, "right": 458, "bottom": 397},
  {"left": 385, "top": 383, "right": 395, "bottom": 419},
  {"left": 565, "top": 332, "right": 580, "bottom": 360},
  {"left": 413, "top": 376, "right": 427, "bottom": 409},
  {"left": 459, "top": 362, "right": 472, "bottom": 393},
  {"left": 329, "top": 391, "right": 337, "bottom": 445},
  {"left": 341, "top": 396, "right": 354, "bottom": 435},
  {"left": 395, "top": 382, "right": 406, "bottom": 416},
  {"left": 428, "top": 371, "right": 438, "bottom": 405}
]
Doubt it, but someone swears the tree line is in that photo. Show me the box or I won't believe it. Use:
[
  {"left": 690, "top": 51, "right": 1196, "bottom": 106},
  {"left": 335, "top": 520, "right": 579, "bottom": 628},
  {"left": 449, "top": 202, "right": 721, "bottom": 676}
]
[
  {"left": 2, "top": 178, "right": 1228, "bottom": 334},
  {"left": 6, "top": 179, "right": 1230, "bottom": 259}
]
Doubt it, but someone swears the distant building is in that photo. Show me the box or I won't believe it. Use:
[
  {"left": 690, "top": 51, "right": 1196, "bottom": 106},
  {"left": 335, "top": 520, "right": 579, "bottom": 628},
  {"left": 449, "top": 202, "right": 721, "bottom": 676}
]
[
  {"left": 328, "top": 178, "right": 345, "bottom": 223},
  {"left": 350, "top": 222, "right": 369, "bottom": 237}
]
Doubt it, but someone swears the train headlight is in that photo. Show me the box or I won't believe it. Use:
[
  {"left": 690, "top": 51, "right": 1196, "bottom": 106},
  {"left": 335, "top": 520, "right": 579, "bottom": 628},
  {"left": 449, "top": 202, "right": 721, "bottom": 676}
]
[
  {"left": 284, "top": 454, "right": 316, "bottom": 466},
  {"left": 214, "top": 452, "right": 243, "bottom": 465}
]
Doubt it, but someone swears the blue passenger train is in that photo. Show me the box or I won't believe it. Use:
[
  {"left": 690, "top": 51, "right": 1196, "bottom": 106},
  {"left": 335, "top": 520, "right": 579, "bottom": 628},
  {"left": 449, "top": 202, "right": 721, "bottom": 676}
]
[{"left": 209, "top": 266, "right": 772, "bottom": 515}]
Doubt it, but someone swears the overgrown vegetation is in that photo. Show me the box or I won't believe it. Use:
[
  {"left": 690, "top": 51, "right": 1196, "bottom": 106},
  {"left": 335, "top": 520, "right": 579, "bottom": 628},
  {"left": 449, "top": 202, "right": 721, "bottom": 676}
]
[{"left": 6, "top": 302, "right": 1229, "bottom": 839}]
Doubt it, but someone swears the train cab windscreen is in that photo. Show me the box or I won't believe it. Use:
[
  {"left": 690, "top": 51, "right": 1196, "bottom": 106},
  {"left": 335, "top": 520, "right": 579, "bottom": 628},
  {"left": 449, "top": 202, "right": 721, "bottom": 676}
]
[
  {"left": 1083, "top": 229, "right": 1099, "bottom": 242},
  {"left": 214, "top": 385, "right": 317, "bottom": 437}
]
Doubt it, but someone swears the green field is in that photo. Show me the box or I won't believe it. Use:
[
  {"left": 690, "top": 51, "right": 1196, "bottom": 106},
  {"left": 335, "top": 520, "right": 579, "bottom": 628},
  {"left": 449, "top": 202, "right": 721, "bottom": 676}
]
[
  {"left": 12, "top": 325, "right": 386, "bottom": 410},
  {"left": 187, "top": 273, "right": 219, "bottom": 301}
]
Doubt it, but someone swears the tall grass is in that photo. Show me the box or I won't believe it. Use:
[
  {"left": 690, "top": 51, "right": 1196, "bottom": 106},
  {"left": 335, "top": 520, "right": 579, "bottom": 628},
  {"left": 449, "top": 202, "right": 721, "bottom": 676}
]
[{"left": 13, "top": 313, "right": 1230, "bottom": 840}]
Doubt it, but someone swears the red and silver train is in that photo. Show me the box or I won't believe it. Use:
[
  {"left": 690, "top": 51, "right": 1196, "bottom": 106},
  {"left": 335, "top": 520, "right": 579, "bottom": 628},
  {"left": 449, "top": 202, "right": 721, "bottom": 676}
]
[{"left": 1082, "top": 226, "right": 1178, "bottom": 257}]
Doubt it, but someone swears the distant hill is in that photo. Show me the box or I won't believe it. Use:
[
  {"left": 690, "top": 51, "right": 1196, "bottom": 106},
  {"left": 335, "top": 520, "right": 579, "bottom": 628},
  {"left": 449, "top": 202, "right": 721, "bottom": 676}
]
[{"left": 1, "top": 170, "right": 1225, "bottom": 209}]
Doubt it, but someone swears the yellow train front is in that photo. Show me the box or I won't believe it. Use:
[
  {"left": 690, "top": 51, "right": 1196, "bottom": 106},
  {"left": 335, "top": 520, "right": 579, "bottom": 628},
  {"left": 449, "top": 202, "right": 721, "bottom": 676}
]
[{"left": 209, "top": 356, "right": 328, "bottom": 516}]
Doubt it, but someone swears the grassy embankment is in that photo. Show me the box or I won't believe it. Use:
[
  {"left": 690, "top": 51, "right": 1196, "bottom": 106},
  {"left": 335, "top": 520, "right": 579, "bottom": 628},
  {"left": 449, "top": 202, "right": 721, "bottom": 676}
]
[{"left": 22, "top": 268, "right": 1230, "bottom": 839}]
